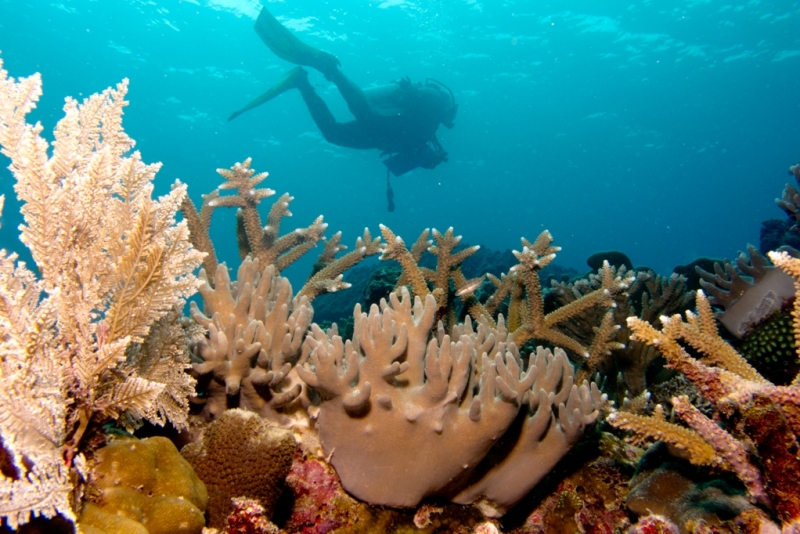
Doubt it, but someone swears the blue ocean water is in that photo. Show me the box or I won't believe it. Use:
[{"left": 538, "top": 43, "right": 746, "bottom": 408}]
[{"left": 1, "top": 0, "right": 798, "bottom": 285}]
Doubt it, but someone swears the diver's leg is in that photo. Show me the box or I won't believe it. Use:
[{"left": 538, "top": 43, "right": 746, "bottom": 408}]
[
  {"left": 254, "top": 7, "right": 341, "bottom": 79},
  {"left": 294, "top": 78, "right": 373, "bottom": 148},
  {"left": 253, "top": 6, "right": 375, "bottom": 122},
  {"left": 228, "top": 67, "right": 309, "bottom": 121},
  {"left": 324, "top": 69, "right": 375, "bottom": 122}
]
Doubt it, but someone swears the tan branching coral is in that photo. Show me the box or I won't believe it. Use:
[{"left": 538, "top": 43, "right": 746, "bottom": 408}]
[
  {"left": 182, "top": 159, "right": 381, "bottom": 299},
  {"left": 188, "top": 159, "right": 327, "bottom": 272},
  {"left": 507, "top": 232, "right": 632, "bottom": 357},
  {"left": 0, "top": 59, "right": 204, "bottom": 528},
  {"left": 180, "top": 188, "right": 220, "bottom": 278},
  {"left": 615, "top": 272, "right": 695, "bottom": 393},
  {"left": 378, "top": 226, "right": 630, "bottom": 361},
  {"left": 557, "top": 270, "right": 695, "bottom": 396},
  {"left": 608, "top": 405, "right": 717, "bottom": 467},
  {"left": 378, "top": 225, "right": 480, "bottom": 318},
  {"left": 296, "top": 287, "right": 604, "bottom": 516},
  {"left": 619, "top": 290, "right": 768, "bottom": 409},
  {"left": 298, "top": 228, "right": 383, "bottom": 300},
  {"left": 190, "top": 256, "right": 312, "bottom": 423}
]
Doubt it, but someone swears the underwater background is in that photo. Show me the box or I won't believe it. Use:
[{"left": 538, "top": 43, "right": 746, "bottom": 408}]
[{"left": 0, "top": 0, "right": 798, "bottom": 286}]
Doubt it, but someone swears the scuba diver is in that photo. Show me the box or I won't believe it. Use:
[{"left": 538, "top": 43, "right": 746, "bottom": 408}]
[{"left": 229, "top": 6, "right": 458, "bottom": 211}]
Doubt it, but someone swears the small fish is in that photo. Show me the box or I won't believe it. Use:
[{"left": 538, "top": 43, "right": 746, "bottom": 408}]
[{"left": 455, "top": 275, "right": 486, "bottom": 297}]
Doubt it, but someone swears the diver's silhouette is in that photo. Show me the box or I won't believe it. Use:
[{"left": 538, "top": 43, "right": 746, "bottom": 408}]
[{"left": 229, "top": 7, "right": 458, "bottom": 210}]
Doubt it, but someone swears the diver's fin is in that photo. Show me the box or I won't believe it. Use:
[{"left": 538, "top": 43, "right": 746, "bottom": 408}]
[
  {"left": 228, "top": 67, "right": 309, "bottom": 121},
  {"left": 254, "top": 6, "right": 341, "bottom": 78}
]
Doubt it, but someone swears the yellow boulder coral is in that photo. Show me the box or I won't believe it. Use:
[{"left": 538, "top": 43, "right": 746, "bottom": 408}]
[{"left": 77, "top": 437, "right": 208, "bottom": 534}]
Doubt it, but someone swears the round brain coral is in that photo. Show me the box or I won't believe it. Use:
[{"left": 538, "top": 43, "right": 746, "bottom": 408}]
[
  {"left": 181, "top": 408, "right": 296, "bottom": 529},
  {"left": 77, "top": 436, "right": 208, "bottom": 534}
]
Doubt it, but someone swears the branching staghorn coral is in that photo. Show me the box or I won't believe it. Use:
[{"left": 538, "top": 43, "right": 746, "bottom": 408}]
[
  {"left": 609, "top": 273, "right": 800, "bottom": 524},
  {"left": 378, "top": 225, "right": 481, "bottom": 325},
  {"left": 379, "top": 226, "right": 631, "bottom": 361},
  {"left": 553, "top": 269, "right": 695, "bottom": 397},
  {"left": 0, "top": 58, "right": 204, "bottom": 528},
  {"left": 189, "top": 256, "right": 313, "bottom": 423},
  {"left": 296, "top": 287, "right": 604, "bottom": 517},
  {"left": 507, "top": 232, "right": 631, "bottom": 357},
  {"left": 182, "top": 159, "right": 381, "bottom": 298},
  {"left": 298, "top": 228, "right": 383, "bottom": 301}
]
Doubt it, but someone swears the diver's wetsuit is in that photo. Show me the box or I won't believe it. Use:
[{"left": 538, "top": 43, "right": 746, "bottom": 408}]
[
  {"left": 294, "top": 69, "right": 450, "bottom": 175},
  {"left": 230, "top": 6, "right": 457, "bottom": 178}
]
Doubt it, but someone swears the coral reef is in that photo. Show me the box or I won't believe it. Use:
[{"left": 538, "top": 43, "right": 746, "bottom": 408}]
[
  {"left": 186, "top": 222, "right": 612, "bottom": 519},
  {"left": 77, "top": 437, "right": 207, "bottom": 534},
  {"left": 181, "top": 409, "right": 295, "bottom": 529},
  {"left": 380, "top": 226, "right": 631, "bottom": 359},
  {"left": 501, "top": 448, "right": 632, "bottom": 534},
  {"left": 625, "top": 443, "right": 761, "bottom": 534},
  {"left": 0, "top": 57, "right": 203, "bottom": 528},
  {"left": 8, "top": 54, "right": 800, "bottom": 534},
  {"left": 628, "top": 515, "right": 681, "bottom": 534},
  {"left": 280, "top": 451, "right": 491, "bottom": 533},
  {"left": 608, "top": 255, "right": 800, "bottom": 529},
  {"left": 280, "top": 453, "right": 373, "bottom": 533}
]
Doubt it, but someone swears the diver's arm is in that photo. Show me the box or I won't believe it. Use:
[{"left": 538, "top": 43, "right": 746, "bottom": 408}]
[
  {"left": 430, "top": 134, "right": 445, "bottom": 155},
  {"left": 428, "top": 134, "right": 447, "bottom": 164}
]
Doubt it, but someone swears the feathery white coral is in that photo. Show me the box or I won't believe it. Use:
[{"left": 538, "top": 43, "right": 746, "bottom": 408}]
[{"left": 0, "top": 55, "right": 204, "bottom": 528}]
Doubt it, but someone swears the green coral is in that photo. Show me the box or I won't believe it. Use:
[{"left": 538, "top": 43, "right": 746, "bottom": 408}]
[{"left": 738, "top": 310, "right": 800, "bottom": 385}]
